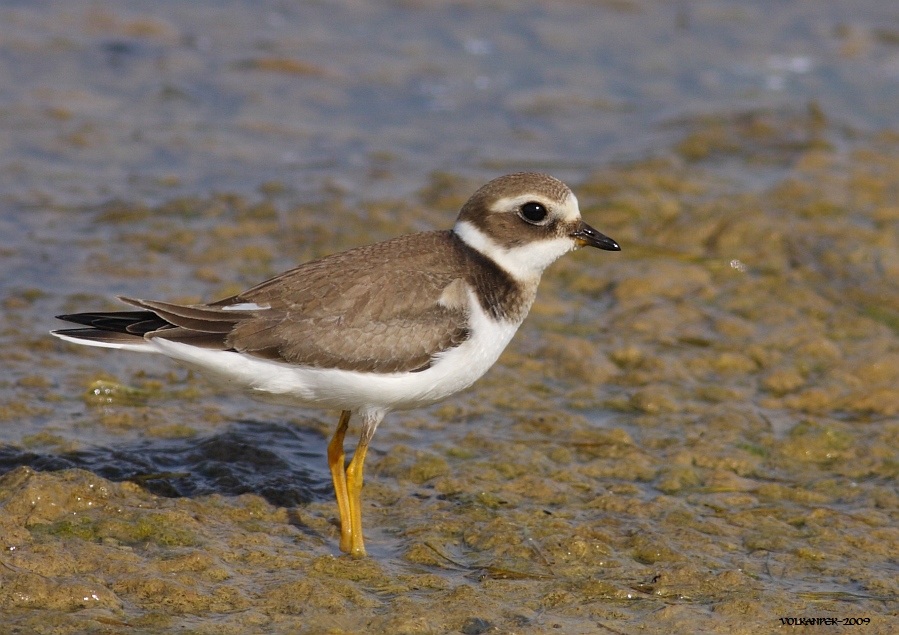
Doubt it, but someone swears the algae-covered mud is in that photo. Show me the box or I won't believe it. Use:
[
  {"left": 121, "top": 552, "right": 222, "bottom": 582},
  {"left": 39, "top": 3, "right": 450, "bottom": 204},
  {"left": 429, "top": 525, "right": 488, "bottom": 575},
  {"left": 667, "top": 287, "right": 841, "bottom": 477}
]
[
  {"left": 2, "top": 1, "right": 898, "bottom": 634},
  {"left": 3, "top": 129, "right": 897, "bottom": 634}
]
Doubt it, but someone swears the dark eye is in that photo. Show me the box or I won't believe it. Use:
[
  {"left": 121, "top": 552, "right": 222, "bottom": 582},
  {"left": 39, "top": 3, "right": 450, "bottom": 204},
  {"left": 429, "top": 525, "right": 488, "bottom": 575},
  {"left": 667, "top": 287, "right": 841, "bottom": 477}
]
[{"left": 520, "top": 201, "right": 548, "bottom": 224}]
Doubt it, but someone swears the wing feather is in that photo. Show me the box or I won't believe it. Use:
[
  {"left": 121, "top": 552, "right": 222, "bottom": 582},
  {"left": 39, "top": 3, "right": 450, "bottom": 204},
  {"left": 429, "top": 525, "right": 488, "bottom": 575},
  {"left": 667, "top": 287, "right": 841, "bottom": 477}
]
[
  {"left": 58, "top": 231, "right": 481, "bottom": 374},
  {"left": 218, "top": 231, "right": 473, "bottom": 372}
]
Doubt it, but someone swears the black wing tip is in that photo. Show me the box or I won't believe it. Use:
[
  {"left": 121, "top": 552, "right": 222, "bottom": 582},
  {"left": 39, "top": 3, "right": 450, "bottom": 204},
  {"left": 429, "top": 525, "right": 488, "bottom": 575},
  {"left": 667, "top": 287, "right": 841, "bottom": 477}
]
[
  {"left": 55, "top": 313, "right": 98, "bottom": 327},
  {"left": 53, "top": 310, "right": 168, "bottom": 334}
]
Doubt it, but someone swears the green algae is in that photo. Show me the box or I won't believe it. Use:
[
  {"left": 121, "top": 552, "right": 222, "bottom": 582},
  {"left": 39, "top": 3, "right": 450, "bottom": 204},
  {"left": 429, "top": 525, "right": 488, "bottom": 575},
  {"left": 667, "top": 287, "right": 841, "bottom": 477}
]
[{"left": 29, "top": 512, "right": 202, "bottom": 548}]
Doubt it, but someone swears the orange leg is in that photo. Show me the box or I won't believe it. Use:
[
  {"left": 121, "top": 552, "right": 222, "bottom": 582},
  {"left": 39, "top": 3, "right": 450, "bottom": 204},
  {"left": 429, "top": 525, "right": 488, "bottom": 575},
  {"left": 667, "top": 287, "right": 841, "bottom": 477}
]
[
  {"left": 327, "top": 410, "right": 353, "bottom": 553},
  {"left": 327, "top": 410, "right": 383, "bottom": 557},
  {"left": 344, "top": 423, "right": 374, "bottom": 557}
]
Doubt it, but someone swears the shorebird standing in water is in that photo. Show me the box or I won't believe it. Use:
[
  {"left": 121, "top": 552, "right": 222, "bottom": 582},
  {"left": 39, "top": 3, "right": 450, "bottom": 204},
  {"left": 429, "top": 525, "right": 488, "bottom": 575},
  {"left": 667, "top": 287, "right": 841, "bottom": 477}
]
[{"left": 53, "top": 173, "right": 620, "bottom": 556}]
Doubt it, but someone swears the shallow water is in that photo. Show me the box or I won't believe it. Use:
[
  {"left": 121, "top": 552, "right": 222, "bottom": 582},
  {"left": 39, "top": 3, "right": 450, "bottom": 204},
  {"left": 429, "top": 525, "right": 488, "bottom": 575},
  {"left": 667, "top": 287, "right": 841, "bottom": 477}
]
[{"left": 1, "top": 1, "right": 898, "bottom": 633}]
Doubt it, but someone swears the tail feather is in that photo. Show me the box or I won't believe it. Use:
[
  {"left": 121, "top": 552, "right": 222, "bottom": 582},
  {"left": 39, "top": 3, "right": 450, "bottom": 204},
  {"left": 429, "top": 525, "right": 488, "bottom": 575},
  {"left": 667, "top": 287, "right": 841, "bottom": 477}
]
[
  {"left": 51, "top": 327, "right": 155, "bottom": 352},
  {"left": 52, "top": 302, "right": 236, "bottom": 352}
]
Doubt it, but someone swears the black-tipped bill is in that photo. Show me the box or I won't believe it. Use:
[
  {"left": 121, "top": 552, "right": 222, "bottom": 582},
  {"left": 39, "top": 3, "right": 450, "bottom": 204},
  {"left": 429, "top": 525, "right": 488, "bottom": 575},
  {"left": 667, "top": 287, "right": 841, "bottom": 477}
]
[{"left": 571, "top": 221, "right": 620, "bottom": 251}]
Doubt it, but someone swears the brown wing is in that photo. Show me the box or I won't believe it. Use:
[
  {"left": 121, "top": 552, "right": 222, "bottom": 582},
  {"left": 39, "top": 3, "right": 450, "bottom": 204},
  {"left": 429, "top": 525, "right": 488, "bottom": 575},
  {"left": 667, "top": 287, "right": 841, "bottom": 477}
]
[
  {"left": 148, "top": 230, "right": 474, "bottom": 373},
  {"left": 57, "top": 228, "right": 533, "bottom": 373}
]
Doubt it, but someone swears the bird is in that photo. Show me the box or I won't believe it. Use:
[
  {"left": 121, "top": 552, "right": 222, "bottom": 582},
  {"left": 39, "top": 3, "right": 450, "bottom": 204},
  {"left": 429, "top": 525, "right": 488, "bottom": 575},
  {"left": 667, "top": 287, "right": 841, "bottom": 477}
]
[{"left": 51, "top": 172, "right": 620, "bottom": 556}]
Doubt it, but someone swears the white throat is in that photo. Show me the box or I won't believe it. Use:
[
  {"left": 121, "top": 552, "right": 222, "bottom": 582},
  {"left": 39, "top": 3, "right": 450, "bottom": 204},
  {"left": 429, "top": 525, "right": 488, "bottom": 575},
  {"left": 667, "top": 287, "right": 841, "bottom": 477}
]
[{"left": 453, "top": 220, "right": 576, "bottom": 281}]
